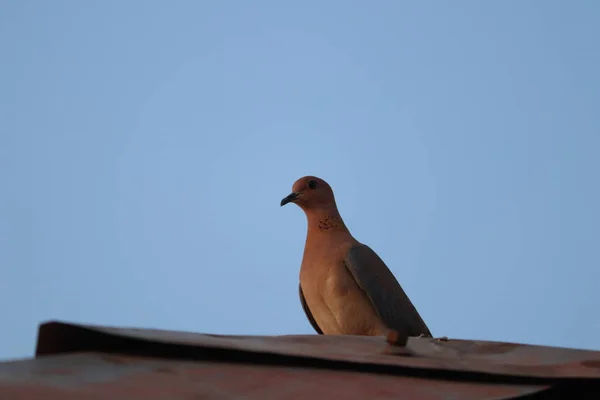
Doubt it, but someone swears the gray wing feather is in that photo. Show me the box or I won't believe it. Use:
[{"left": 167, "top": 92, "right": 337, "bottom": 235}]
[
  {"left": 344, "top": 244, "right": 432, "bottom": 337},
  {"left": 299, "top": 283, "right": 323, "bottom": 334}
]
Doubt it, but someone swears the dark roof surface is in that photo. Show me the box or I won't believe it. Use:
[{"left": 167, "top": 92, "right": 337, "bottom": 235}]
[{"left": 1, "top": 321, "right": 600, "bottom": 399}]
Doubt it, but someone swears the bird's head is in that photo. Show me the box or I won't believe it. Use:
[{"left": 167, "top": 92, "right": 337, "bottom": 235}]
[{"left": 280, "top": 176, "right": 337, "bottom": 210}]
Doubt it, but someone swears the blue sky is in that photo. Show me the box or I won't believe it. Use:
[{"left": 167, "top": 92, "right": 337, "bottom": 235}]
[{"left": 1, "top": 1, "right": 599, "bottom": 360}]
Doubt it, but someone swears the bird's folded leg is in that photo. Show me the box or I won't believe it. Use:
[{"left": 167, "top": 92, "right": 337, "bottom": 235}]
[{"left": 386, "top": 329, "right": 408, "bottom": 347}]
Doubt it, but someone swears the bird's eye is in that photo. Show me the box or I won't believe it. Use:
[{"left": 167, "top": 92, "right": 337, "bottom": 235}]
[{"left": 308, "top": 180, "right": 317, "bottom": 189}]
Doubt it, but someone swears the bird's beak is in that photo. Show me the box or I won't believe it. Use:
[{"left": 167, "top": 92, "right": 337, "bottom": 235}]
[{"left": 280, "top": 192, "right": 299, "bottom": 207}]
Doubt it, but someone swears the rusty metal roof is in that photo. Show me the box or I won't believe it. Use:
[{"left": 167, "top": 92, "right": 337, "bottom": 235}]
[{"left": 1, "top": 321, "right": 600, "bottom": 399}]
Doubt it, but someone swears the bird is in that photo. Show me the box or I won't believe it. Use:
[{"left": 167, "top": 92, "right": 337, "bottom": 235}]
[{"left": 281, "top": 175, "right": 432, "bottom": 338}]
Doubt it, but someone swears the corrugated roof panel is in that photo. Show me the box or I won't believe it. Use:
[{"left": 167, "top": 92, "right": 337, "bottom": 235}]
[
  {"left": 35, "top": 321, "right": 600, "bottom": 380},
  {"left": 0, "top": 353, "right": 548, "bottom": 400},
  {"left": 0, "top": 320, "right": 598, "bottom": 399}
]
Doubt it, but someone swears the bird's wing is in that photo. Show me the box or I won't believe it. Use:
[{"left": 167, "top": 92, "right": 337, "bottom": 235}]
[
  {"left": 299, "top": 283, "right": 323, "bottom": 334},
  {"left": 344, "top": 244, "right": 432, "bottom": 337}
]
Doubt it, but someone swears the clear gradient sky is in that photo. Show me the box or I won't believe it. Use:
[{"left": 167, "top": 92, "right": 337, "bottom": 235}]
[{"left": 1, "top": 1, "right": 599, "bottom": 360}]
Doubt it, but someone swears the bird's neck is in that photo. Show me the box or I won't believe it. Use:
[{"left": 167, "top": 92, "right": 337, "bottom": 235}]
[{"left": 305, "top": 207, "right": 349, "bottom": 235}]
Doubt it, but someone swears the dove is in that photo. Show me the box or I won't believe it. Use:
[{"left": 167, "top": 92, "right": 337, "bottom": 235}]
[{"left": 281, "top": 176, "right": 432, "bottom": 337}]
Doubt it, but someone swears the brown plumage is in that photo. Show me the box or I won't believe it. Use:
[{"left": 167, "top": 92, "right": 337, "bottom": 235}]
[{"left": 281, "top": 176, "right": 432, "bottom": 337}]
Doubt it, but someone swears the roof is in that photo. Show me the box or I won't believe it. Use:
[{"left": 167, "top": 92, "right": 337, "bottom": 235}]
[{"left": 1, "top": 321, "right": 600, "bottom": 399}]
